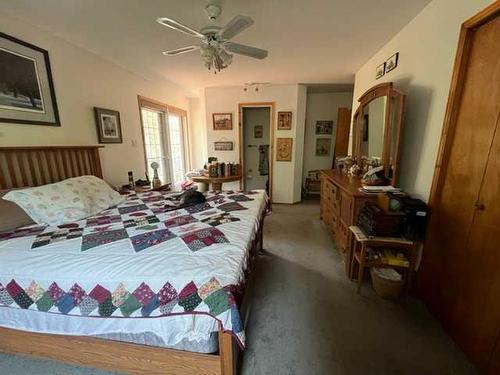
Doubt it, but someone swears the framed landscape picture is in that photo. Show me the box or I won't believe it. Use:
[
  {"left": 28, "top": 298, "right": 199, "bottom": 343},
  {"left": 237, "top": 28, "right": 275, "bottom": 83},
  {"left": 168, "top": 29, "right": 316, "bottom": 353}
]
[
  {"left": 316, "top": 138, "right": 331, "bottom": 156},
  {"left": 94, "top": 107, "right": 122, "bottom": 143},
  {"left": 0, "top": 32, "right": 60, "bottom": 126},
  {"left": 276, "top": 138, "right": 293, "bottom": 161},
  {"left": 315, "top": 120, "right": 333, "bottom": 135},
  {"left": 212, "top": 113, "right": 232, "bottom": 130},
  {"left": 277, "top": 111, "right": 292, "bottom": 130},
  {"left": 385, "top": 52, "right": 399, "bottom": 73},
  {"left": 376, "top": 62, "right": 386, "bottom": 79}
]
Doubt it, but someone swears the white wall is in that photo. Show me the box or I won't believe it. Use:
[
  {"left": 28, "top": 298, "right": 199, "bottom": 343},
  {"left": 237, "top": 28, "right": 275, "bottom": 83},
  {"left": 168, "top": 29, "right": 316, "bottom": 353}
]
[
  {"left": 351, "top": 0, "right": 494, "bottom": 200},
  {"left": 188, "top": 95, "right": 208, "bottom": 170},
  {"left": 204, "top": 84, "right": 306, "bottom": 203},
  {"left": 303, "top": 92, "right": 353, "bottom": 183},
  {"left": 0, "top": 12, "right": 191, "bottom": 188}
]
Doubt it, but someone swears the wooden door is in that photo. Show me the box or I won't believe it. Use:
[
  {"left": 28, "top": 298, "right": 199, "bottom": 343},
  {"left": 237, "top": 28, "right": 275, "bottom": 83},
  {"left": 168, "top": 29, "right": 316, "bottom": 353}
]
[
  {"left": 417, "top": 8, "right": 500, "bottom": 372},
  {"left": 460, "top": 109, "right": 500, "bottom": 371},
  {"left": 332, "top": 108, "right": 352, "bottom": 168}
]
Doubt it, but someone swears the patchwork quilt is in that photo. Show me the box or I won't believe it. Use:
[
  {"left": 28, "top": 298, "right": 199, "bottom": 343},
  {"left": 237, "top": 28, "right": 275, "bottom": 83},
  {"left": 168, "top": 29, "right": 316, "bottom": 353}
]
[{"left": 0, "top": 189, "right": 269, "bottom": 348}]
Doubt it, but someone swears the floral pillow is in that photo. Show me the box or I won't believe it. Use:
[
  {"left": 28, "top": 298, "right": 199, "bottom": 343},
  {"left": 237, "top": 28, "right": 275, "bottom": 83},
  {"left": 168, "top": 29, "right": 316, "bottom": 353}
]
[{"left": 3, "top": 176, "right": 125, "bottom": 227}]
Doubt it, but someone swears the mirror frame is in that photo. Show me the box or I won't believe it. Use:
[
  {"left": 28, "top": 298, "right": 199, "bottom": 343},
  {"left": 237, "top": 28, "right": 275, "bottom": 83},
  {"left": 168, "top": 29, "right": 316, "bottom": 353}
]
[{"left": 351, "top": 82, "right": 405, "bottom": 185}]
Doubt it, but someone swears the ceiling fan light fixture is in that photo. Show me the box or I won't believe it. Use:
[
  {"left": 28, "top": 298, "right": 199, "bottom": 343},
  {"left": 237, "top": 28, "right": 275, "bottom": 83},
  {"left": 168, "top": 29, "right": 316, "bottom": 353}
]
[{"left": 157, "top": 5, "right": 268, "bottom": 73}]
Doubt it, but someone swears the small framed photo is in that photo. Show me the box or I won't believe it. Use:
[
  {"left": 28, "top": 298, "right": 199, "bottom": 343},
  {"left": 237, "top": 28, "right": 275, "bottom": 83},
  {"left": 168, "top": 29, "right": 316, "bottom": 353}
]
[
  {"left": 316, "top": 138, "right": 331, "bottom": 156},
  {"left": 254, "top": 125, "right": 263, "bottom": 138},
  {"left": 376, "top": 62, "right": 386, "bottom": 79},
  {"left": 277, "top": 111, "right": 292, "bottom": 130},
  {"left": 385, "top": 52, "right": 399, "bottom": 73},
  {"left": 213, "top": 113, "right": 232, "bottom": 130},
  {"left": 214, "top": 141, "right": 234, "bottom": 151},
  {"left": 315, "top": 120, "right": 333, "bottom": 135},
  {"left": 94, "top": 107, "right": 122, "bottom": 143},
  {"left": 276, "top": 138, "right": 293, "bottom": 161}
]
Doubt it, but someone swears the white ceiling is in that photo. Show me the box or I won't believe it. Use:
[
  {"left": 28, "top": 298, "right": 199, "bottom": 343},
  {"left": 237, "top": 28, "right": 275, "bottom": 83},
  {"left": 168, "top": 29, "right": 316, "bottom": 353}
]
[{"left": 0, "top": 0, "right": 432, "bottom": 95}]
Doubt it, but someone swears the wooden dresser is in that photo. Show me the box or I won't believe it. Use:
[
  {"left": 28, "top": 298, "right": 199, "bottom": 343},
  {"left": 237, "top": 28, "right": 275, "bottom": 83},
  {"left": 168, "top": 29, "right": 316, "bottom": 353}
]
[{"left": 320, "top": 170, "right": 377, "bottom": 262}]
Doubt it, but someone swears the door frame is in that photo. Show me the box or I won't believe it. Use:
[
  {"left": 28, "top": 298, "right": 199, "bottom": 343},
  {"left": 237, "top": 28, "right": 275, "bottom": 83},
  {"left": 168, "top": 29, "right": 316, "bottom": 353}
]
[
  {"left": 426, "top": 1, "right": 500, "bottom": 209},
  {"left": 238, "top": 102, "right": 275, "bottom": 202}
]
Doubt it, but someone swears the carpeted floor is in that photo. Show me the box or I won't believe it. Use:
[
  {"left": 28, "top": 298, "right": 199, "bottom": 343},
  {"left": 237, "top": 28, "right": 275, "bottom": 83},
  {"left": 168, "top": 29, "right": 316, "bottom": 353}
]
[{"left": 0, "top": 199, "right": 477, "bottom": 374}]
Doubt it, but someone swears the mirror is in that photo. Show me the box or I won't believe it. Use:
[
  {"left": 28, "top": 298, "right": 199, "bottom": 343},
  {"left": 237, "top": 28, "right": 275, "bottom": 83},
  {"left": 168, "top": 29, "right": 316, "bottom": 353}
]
[
  {"left": 359, "top": 96, "right": 386, "bottom": 161},
  {"left": 351, "top": 83, "right": 405, "bottom": 185}
]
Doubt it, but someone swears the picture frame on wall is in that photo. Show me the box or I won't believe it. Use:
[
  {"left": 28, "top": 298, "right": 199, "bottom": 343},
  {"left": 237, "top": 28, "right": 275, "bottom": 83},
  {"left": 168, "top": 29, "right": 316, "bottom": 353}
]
[
  {"left": 94, "top": 107, "right": 123, "bottom": 144},
  {"left": 212, "top": 113, "right": 233, "bottom": 130},
  {"left": 276, "top": 138, "right": 293, "bottom": 161},
  {"left": 214, "top": 141, "right": 234, "bottom": 151},
  {"left": 315, "top": 138, "right": 331, "bottom": 156},
  {"left": 315, "top": 120, "right": 333, "bottom": 135},
  {"left": 254, "top": 125, "right": 263, "bottom": 138},
  {"left": 277, "top": 111, "right": 292, "bottom": 130},
  {"left": 0, "top": 32, "right": 60, "bottom": 126},
  {"left": 385, "top": 52, "right": 399, "bottom": 73},
  {"left": 376, "top": 62, "right": 386, "bottom": 79}
]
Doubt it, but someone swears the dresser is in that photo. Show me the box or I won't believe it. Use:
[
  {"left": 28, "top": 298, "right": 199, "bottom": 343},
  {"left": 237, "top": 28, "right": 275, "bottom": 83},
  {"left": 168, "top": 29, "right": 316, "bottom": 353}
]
[{"left": 320, "top": 170, "right": 377, "bottom": 271}]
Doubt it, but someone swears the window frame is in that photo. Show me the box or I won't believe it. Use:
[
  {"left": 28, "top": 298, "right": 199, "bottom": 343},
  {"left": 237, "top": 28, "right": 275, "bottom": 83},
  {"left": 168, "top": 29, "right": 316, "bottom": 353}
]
[{"left": 138, "top": 96, "right": 189, "bottom": 185}]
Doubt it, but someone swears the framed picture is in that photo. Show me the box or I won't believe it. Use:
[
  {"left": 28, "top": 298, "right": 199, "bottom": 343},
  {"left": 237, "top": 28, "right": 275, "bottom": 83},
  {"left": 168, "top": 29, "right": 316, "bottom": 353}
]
[
  {"left": 385, "top": 52, "right": 399, "bottom": 73},
  {"left": 213, "top": 113, "right": 232, "bottom": 130},
  {"left": 277, "top": 111, "right": 292, "bottom": 130},
  {"left": 315, "top": 120, "right": 333, "bottom": 135},
  {"left": 316, "top": 138, "right": 331, "bottom": 156},
  {"left": 94, "top": 107, "right": 122, "bottom": 143},
  {"left": 376, "top": 62, "right": 386, "bottom": 79},
  {"left": 0, "top": 32, "right": 60, "bottom": 126},
  {"left": 276, "top": 138, "right": 293, "bottom": 161},
  {"left": 214, "top": 141, "right": 234, "bottom": 151},
  {"left": 254, "top": 125, "right": 263, "bottom": 138}
]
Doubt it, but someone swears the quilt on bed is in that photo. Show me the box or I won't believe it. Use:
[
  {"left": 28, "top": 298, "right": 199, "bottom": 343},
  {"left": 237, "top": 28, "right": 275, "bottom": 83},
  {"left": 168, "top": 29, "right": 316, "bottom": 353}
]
[{"left": 0, "top": 189, "right": 269, "bottom": 348}]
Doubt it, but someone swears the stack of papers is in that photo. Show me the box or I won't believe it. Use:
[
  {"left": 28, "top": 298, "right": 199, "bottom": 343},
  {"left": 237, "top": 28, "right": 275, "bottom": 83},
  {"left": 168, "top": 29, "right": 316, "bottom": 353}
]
[{"left": 359, "top": 185, "right": 402, "bottom": 194}]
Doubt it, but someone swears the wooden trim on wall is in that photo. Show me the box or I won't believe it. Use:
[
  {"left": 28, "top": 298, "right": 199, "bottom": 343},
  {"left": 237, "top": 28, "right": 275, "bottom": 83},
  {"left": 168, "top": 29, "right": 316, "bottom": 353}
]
[{"left": 238, "top": 102, "right": 275, "bottom": 202}]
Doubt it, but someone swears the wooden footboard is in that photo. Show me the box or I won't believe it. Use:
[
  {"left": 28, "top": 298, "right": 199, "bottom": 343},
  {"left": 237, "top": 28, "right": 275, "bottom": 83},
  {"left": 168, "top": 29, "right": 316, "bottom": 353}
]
[{"left": 0, "top": 326, "right": 236, "bottom": 375}]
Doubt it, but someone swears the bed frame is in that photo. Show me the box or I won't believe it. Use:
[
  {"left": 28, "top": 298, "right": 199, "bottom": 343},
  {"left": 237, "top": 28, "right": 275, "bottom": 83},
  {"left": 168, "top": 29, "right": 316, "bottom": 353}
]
[{"left": 0, "top": 145, "right": 263, "bottom": 374}]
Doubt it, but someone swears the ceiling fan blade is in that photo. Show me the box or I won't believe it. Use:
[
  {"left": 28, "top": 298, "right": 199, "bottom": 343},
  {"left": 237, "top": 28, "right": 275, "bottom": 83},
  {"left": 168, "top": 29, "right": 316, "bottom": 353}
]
[
  {"left": 156, "top": 17, "right": 204, "bottom": 38},
  {"left": 218, "top": 15, "right": 254, "bottom": 40},
  {"left": 162, "top": 46, "right": 200, "bottom": 56},
  {"left": 225, "top": 42, "right": 268, "bottom": 59}
]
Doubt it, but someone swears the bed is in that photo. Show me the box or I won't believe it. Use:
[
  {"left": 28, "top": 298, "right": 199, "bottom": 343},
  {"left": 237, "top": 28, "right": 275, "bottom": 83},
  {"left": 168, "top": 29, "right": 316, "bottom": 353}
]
[{"left": 0, "top": 146, "right": 268, "bottom": 375}]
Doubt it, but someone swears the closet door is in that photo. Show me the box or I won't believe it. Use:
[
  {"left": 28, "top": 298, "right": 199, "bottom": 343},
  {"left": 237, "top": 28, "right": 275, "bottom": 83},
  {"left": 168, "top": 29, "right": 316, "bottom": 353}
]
[
  {"left": 418, "top": 11, "right": 500, "bottom": 371},
  {"left": 455, "top": 110, "right": 500, "bottom": 370}
]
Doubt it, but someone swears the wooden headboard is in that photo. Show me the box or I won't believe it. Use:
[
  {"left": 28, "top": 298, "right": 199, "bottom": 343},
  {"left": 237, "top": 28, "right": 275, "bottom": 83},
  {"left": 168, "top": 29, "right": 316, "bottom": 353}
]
[{"left": 0, "top": 146, "right": 103, "bottom": 190}]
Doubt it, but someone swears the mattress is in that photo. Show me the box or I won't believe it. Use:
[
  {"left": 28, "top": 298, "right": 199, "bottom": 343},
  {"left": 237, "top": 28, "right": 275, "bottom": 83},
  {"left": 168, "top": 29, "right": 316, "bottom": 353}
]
[{"left": 0, "top": 189, "right": 268, "bottom": 352}]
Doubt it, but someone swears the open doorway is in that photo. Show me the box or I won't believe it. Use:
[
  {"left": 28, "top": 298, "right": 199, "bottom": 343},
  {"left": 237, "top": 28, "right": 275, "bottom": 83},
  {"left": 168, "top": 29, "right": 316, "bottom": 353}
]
[{"left": 239, "top": 103, "right": 274, "bottom": 200}]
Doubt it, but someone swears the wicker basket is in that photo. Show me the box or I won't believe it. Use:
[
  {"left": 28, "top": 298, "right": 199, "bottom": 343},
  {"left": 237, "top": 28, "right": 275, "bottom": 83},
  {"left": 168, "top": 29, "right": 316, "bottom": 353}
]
[{"left": 370, "top": 267, "right": 404, "bottom": 299}]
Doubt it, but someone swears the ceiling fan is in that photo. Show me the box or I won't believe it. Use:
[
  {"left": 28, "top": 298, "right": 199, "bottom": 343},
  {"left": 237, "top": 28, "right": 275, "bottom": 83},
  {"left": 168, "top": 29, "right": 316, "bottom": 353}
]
[{"left": 156, "top": 2, "right": 268, "bottom": 72}]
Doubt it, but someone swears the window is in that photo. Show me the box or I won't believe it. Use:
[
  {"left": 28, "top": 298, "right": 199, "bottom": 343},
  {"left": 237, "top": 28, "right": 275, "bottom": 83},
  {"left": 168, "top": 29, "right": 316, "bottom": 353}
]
[{"left": 139, "top": 97, "right": 188, "bottom": 187}]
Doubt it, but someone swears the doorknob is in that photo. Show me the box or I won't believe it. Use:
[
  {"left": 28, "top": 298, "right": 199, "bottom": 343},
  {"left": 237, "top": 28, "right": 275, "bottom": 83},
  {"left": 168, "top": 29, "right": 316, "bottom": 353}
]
[{"left": 475, "top": 203, "right": 486, "bottom": 211}]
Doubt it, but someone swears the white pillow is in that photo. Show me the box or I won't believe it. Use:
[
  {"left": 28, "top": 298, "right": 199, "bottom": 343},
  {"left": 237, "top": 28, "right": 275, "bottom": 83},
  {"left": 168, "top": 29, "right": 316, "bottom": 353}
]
[{"left": 3, "top": 176, "right": 125, "bottom": 227}]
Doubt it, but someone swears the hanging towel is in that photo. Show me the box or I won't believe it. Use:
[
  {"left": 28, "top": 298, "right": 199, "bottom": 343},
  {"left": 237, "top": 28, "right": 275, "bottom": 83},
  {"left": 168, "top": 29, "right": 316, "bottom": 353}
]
[{"left": 259, "top": 145, "right": 269, "bottom": 176}]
